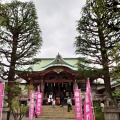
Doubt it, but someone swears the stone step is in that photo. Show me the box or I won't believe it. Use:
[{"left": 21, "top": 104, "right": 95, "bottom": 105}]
[
  {"left": 38, "top": 116, "right": 75, "bottom": 119},
  {"left": 39, "top": 105, "right": 76, "bottom": 119}
]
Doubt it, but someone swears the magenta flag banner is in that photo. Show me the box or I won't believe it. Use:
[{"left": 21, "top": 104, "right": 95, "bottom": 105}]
[
  {"left": 84, "top": 79, "right": 94, "bottom": 120},
  {"left": 35, "top": 91, "right": 42, "bottom": 117},
  {"left": 74, "top": 89, "right": 83, "bottom": 120},
  {"left": 0, "top": 83, "right": 4, "bottom": 120},
  {"left": 28, "top": 90, "right": 35, "bottom": 120}
]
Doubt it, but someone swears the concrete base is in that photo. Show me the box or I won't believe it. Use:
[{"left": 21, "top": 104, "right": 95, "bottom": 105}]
[
  {"left": 2, "top": 107, "right": 13, "bottom": 120},
  {"left": 103, "top": 107, "right": 120, "bottom": 120}
]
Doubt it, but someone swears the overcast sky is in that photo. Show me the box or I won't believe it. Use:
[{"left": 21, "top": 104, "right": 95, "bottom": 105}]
[
  {"left": 4, "top": 0, "right": 86, "bottom": 58},
  {"left": 34, "top": 0, "right": 86, "bottom": 58}
]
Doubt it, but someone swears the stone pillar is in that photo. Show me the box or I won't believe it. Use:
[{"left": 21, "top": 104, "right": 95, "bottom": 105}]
[{"left": 103, "top": 108, "right": 120, "bottom": 120}]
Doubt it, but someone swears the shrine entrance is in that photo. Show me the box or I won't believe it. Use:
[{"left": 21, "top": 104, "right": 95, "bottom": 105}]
[
  {"left": 16, "top": 54, "right": 80, "bottom": 105},
  {"left": 33, "top": 81, "right": 74, "bottom": 105},
  {"left": 44, "top": 82, "right": 73, "bottom": 99},
  {"left": 15, "top": 54, "right": 104, "bottom": 105}
]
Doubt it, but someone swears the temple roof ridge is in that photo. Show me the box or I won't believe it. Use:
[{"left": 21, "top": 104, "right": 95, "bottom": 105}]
[{"left": 41, "top": 53, "right": 77, "bottom": 71}]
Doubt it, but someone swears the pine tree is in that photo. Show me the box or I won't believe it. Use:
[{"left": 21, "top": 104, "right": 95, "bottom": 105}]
[
  {"left": 75, "top": 0, "right": 120, "bottom": 97},
  {"left": 0, "top": 1, "right": 42, "bottom": 119}
]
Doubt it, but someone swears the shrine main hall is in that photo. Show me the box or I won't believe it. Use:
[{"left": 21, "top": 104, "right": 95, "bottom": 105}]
[{"left": 16, "top": 53, "right": 104, "bottom": 103}]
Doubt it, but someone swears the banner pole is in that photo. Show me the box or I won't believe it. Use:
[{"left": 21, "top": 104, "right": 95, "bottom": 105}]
[
  {"left": 0, "top": 83, "right": 4, "bottom": 120},
  {"left": 90, "top": 91, "right": 95, "bottom": 120},
  {"left": 88, "top": 78, "right": 95, "bottom": 120},
  {"left": 2, "top": 83, "right": 5, "bottom": 120}
]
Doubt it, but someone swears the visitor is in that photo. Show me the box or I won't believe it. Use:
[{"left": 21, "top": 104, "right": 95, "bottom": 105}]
[
  {"left": 49, "top": 93, "right": 53, "bottom": 99},
  {"left": 52, "top": 99, "right": 56, "bottom": 108},
  {"left": 48, "top": 93, "right": 53, "bottom": 105},
  {"left": 48, "top": 98, "right": 50, "bottom": 105},
  {"left": 50, "top": 98, "right": 53, "bottom": 105},
  {"left": 60, "top": 91, "right": 64, "bottom": 107},
  {"left": 70, "top": 97, "right": 72, "bottom": 110},
  {"left": 67, "top": 96, "right": 72, "bottom": 112}
]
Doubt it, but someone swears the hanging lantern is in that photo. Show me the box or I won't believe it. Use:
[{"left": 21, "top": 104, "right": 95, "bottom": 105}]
[
  {"left": 47, "top": 82, "right": 48, "bottom": 86},
  {"left": 54, "top": 83, "right": 55, "bottom": 86},
  {"left": 69, "top": 82, "right": 71, "bottom": 86}
]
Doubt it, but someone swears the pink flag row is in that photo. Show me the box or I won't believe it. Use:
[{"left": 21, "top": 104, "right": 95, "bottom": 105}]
[
  {"left": 28, "top": 85, "right": 42, "bottom": 120},
  {"left": 0, "top": 83, "right": 4, "bottom": 120},
  {"left": 28, "top": 91, "right": 35, "bottom": 120},
  {"left": 35, "top": 86, "right": 42, "bottom": 117},
  {"left": 74, "top": 89, "right": 83, "bottom": 120},
  {"left": 84, "top": 79, "right": 94, "bottom": 120},
  {"left": 74, "top": 79, "right": 94, "bottom": 120}
]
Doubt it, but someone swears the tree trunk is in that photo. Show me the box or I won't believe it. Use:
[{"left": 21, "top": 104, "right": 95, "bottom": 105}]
[
  {"left": 103, "top": 66, "right": 112, "bottom": 97},
  {"left": 7, "top": 110, "right": 11, "bottom": 120},
  {"left": 98, "top": 23, "right": 112, "bottom": 97},
  {"left": 7, "top": 31, "right": 18, "bottom": 120},
  {"left": 7, "top": 82, "right": 15, "bottom": 120},
  {"left": 7, "top": 68, "right": 15, "bottom": 120}
]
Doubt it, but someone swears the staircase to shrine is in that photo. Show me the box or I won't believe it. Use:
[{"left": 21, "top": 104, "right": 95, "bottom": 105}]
[{"left": 38, "top": 105, "right": 76, "bottom": 119}]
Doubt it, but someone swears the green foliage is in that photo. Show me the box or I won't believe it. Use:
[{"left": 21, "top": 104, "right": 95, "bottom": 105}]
[
  {"left": 112, "top": 84, "right": 120, "bottom": 100},
  {"left": 5, "top": 84, "right": 32, "bottom": 120},
  {"left": 112, "top": 92, "right": 120, "bottom": 99},
  {"left": 5, "top": 83, "right": 21, "bottom": 98},
  {"left": 94, "top": 102, "right": 104, "bottom": 120},
  {"left": 75, "top": 0, "right": 120, "bottom": 96},
  {"left": 0, "top": 2, "right": 7, "bottom": 26},
  {"left": 109, "top": 43, "right": 120, "bottom": 79},
  {"left": 0, "top": 0, "right": 42, "bottom": 79},
  {"left": 75, "top": 0, "right": 120, "bottom": 65},
  {"left": 0, "top": 1, "right": 42, "bottom": 119},
  {"left": 76, "top": 57, "right": 103, "bottom": 79},
  {"left": 95, "top": 112, "right": 104, "bottom": 120},
  {"left": 11, "top": 99, "right": 29, "bottom": 120},
  {"left": 25, "top": 85, "right": 34, "bottom": 94}
]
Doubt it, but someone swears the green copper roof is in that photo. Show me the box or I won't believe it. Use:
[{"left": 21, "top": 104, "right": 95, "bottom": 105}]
[{"left": 30, "top": 53, "right": 78, "bottom": 71}]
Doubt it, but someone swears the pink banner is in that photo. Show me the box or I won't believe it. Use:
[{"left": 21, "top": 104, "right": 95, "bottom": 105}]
[
  {"left": 84, "top": 80, "right": 94, "bottom": 120},
  {"left": 35, "top": 92, "right": 42, "bottom": 117},
  {"left": 28, "top": 90, "right": 35, "bottom": 120},
  {"left": 0, "top": 83, "right": 4, "bottom": 120},
  {"left": 74, "top": 89, "right": 83, "bottom": 120}
]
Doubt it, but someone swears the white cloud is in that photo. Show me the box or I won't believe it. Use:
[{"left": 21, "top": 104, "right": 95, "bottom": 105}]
[
  {"left": 34, "top": 0, "right": 86, "bottom": 58},
  {"left": 3, "top": 0, "right": 86, "bottom": 58}
]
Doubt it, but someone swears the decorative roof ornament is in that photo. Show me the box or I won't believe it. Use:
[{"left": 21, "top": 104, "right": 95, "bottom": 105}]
[
  {"left": 39, "top": 53, "right": 78, "bottom": 71},
  {"left": 53, "top": 68, "right": 63, "bottom": 74}
]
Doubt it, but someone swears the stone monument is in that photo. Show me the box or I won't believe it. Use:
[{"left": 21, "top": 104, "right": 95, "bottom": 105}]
[{"left": 103, "top": 91, "right": 120, "bottom": 120}]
